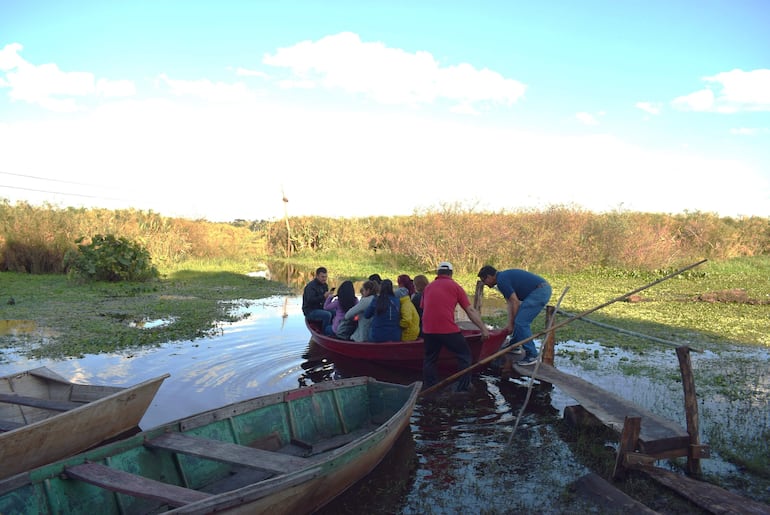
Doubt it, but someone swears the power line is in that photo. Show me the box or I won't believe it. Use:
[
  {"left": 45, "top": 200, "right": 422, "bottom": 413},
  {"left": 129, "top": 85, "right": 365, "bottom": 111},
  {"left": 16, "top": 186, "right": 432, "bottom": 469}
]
[
  {"left": 0, "top": 170, "right": 101, "bottom": 187},
  {"left": 0, "top": 184, "right": 128, "bottom": 202}
]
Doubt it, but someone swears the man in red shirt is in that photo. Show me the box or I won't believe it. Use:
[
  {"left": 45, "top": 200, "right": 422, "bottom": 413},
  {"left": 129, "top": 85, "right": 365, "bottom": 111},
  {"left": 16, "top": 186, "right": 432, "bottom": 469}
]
[{"left": 421, "top": 262, "right": 489, "bottom": 393}]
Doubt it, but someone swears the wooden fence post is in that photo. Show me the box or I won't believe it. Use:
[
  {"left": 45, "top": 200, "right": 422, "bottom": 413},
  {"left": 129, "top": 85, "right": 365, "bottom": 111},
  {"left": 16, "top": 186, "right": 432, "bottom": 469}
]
[
  {"left": 676, "top": 346, "right": 704, "bottom": 477},
  {"left": 542, "top": 305, "right": 556, "bottom": 366},
  {"left": 613, "top": 416, "right": 641, "bottom": 480},
  {"left": 473, "top": 280, "right": 484, "bottom": 312}
]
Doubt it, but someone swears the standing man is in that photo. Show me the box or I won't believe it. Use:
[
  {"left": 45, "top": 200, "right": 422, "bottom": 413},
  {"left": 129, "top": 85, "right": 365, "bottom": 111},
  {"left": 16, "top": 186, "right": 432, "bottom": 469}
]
[
  {"left": 477, "top": 265, "right": 552, "bottom": 366},
  {"left": 303, "top": 266, "right": 334, "bottom": 335},
  {"left": 422, "top": 262, "right": 489, "bottom": 393}
]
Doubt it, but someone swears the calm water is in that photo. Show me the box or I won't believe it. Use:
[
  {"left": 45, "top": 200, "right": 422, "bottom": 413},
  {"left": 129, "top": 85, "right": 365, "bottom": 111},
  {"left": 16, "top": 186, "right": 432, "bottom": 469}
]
[{"left": 1, "top": 292, "right": 768, "bottom": 513}]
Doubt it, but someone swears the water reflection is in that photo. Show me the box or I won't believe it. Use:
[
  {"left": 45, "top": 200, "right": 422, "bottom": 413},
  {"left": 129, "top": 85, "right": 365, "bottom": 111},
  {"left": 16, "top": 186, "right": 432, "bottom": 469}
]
[{"left": 0, "top": 319, "right": 60, "bottom": 339}]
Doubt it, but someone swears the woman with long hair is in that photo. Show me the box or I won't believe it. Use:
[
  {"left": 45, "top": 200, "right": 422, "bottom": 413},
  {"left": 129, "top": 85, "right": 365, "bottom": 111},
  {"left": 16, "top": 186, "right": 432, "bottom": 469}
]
[
  {"left": 341, "top": 280, "right": 378, "bottom": 341},
  {"left": 323, "top": 280, "right": 358, "bottom": 336},
  {"left": 396, "top": 274, "right": 416, "bottom": 297},
  {"left": 363, "top": 279, "right": 401, "bottom": 342}
]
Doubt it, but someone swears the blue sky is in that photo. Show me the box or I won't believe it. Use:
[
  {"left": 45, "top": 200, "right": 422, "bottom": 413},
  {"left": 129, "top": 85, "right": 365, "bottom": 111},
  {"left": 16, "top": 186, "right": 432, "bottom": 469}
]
[{"left": 1, "top": 0, "right": 768, "bottom": 221}]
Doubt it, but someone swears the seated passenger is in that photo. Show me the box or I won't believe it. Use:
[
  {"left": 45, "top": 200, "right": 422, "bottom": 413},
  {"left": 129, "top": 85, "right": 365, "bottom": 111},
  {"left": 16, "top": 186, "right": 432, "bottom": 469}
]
[
  {"left": 324, "top": 280, "right": 358, "bottom": 337},
  {"left": 411, "top": 274, "right": 429, "bottom": 319},
  {"left": 302, "top": 266, "right": 334, "bottom": 335},
  {"left": 343, "top": 280, "right": 378, "bottom": 341},
  {"left": 397, "top": 287, "right": 420, "bottom": 341},
  {"left": 397, "top": 274, "right": 416, "bottom": 297},
  {"left": 363, "top": 279, "right": 401, "bottom": 342}
]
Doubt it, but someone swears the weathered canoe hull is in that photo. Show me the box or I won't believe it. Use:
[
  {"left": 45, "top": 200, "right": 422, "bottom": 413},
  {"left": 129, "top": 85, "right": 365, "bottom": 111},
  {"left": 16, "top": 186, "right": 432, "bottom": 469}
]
[
  {"left": 0, "top": 377, "right": 420, "bottom": 515},
  {"left": 173, "top": 380, "right": 417, "bottom": 514},
  {"left": 306, "top": 319, "right": 506, "bottom": 374},
  {"left": 0, "top": 367, "right": 168, "bottom": 479}
]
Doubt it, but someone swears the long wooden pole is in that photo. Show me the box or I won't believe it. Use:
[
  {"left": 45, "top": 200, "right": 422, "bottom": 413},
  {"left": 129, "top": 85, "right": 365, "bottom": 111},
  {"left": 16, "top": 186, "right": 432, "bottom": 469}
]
[{"left": 419, "top": 258, "right": 708, "bottom": 397}]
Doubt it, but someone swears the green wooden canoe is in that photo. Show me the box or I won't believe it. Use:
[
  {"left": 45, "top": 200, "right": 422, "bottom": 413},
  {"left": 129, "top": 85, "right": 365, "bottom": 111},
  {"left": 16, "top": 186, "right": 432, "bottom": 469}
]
[{"left": 0, "top": 376, "right": 420, "bottom": 514}]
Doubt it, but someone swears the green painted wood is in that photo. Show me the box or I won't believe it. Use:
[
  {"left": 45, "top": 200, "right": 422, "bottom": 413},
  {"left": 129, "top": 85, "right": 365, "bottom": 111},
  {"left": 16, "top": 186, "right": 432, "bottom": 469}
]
[
  {"left": 146, "top": 432, "right": 309, "bottom": 473},
  {"left": 65, "top": 462, "right": 211, "bottom": 507}
]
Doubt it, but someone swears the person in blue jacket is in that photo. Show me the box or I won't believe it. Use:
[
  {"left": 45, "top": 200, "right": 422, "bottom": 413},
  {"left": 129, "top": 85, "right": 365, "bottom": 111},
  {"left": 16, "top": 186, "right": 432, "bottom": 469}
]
[{"left": 363, "top": 279, "right": 401, "bottom": 342}]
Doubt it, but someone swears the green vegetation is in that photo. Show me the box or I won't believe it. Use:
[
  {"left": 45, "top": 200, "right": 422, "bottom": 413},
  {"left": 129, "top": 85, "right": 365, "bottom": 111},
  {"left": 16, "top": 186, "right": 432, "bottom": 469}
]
[
  {"left": 65, "top": 234, "right": 159, "bottom": 282},
  {"left": 1, "top": 200, "right": 768, "bottom": 359},
  {"left": 0, "top": 263, "right": 289, "bottom": 360},
  {"left": 2, "top": 200, "right": 769, "bottom": 275}
]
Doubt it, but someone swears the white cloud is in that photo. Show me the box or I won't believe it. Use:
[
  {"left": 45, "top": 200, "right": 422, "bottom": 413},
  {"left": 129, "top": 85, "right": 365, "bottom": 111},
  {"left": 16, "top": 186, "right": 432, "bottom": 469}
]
[
  {"left": 1, "top": 40, "right": 767, "bottom": 221},
  {"left": 96, "top": 78, "right": 136, "bottom": 97},
  {"left": 635, "top": 101, "right": 661, "bottom": 115},
  {"left": 2, "top": 99, "right": 767, "bottom": 221},
  {"left": 0, "top": 42, "right": 136, "bottom": 112},
  {"left": 235, "top": 67, "right": 269, "bottom": 79},
  {"left": 576, "top": 112, "right": 599, "bottom": 125},
  {"left": 730, "top": 127, "right": 769, "bottom": 136},
  {"left": 0, "top": 43, "right": 25, "bottom": 70},
  {"left": 158, "top": 73, "right": 258, "bottom": 103},
  {"left": 263, "top": 32, "right": 526, "bottom": 111},
  {"left": 672, "top": 68, "right": 770, "bottom": 113},
  {"left": 672, "top": 88, "right": 715, "bottom": 112}
]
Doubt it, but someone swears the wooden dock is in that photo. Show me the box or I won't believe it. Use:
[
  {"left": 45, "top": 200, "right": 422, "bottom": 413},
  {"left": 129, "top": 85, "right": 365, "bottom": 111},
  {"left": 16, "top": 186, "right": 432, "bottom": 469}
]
[
  {"left": 511, "top": 362, "right": 691, "bottom": 456},
  {"left": 471, "top": 289, "right": 769, "bottom": 515}
]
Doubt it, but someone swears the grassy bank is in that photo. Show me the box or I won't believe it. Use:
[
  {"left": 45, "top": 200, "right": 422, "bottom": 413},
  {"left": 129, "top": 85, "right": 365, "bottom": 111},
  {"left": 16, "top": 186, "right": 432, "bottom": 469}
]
[
  {"left": 0, "top": 260, "right": 289, "bottom": 361},
  {"left": 2, "top": 255, "right": 767, "bottom": 362}
]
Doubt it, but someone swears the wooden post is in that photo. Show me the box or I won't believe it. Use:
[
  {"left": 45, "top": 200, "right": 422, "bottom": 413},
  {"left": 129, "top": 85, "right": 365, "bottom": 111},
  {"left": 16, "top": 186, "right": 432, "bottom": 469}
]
[
  {"left": 613, "top": 416, "right": 641, "bottom": 480},
  {"left": 542, "top": 305, "right": 556, "bottom": 366},
  {"left": 676, "top": 346, "right": 703, "bottom": 477},
  {"left": 282, "top": 187, "right": 291, "bottom": 257},
  {"left": 473, "top": 280, "right": 484, "bottom": 312}
]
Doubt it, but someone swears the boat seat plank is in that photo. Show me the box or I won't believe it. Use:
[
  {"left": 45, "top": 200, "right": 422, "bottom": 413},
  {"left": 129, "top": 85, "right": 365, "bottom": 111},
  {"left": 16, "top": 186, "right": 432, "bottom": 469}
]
[
  {"left": 65, "top": 462, "right": 211, "bottom": 508},
  {"left": 309, "top": 425, "right": 374, "bottom": 454},
  {"left": 146, "top": 432, "right": 310, "bottom": 474},
  {"left": 70, "top": 384, "right": 124, "bottom": 403},
  {"left": 0, "top": 393, "right": 81, "bottom": 412},
  {"left": 0, "top": 419, "right": 24, "bottom": 432}
]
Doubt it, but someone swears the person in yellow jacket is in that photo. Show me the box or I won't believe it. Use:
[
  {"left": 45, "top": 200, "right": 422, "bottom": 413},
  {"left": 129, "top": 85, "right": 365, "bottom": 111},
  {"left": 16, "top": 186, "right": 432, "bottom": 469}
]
[{"left": 396, "top": 287, "right": 420, "bottom": 341}]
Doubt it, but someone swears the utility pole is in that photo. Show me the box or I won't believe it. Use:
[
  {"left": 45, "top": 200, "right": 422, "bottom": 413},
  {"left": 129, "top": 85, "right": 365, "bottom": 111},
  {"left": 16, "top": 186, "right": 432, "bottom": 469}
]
[{"left": 281, "top": 186, "right": 291, "bottom": 257}]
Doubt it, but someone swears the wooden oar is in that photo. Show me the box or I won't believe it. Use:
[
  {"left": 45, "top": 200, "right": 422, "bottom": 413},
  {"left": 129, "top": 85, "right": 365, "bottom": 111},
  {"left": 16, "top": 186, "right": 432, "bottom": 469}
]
[{"left": 419, "top": 258, "right": 708, "bottom": 397}]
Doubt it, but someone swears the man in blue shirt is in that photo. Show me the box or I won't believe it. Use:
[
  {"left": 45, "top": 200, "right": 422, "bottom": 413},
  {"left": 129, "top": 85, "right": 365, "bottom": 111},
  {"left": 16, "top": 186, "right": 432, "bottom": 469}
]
[{"left": 477, "top": 265, "right": 552, "bottom": 365}]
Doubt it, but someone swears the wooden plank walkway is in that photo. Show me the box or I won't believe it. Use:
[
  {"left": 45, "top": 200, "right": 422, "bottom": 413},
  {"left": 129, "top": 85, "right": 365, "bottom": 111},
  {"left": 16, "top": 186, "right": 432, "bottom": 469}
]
[
  {"left": 512, "top": 363, "right": 690, "bottom": 455},
  {"left": 639, "top": 465, "right": 770, "bottom": 515},
  {"left": 573, "top": 472, "right": 660, "bottom": 514}
]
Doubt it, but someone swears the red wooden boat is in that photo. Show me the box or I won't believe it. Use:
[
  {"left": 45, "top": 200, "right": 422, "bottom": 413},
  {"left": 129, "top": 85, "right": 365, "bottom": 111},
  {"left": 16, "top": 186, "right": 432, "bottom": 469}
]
[{"left": 305, "top": 319, "right": 507, "bottom": 374}]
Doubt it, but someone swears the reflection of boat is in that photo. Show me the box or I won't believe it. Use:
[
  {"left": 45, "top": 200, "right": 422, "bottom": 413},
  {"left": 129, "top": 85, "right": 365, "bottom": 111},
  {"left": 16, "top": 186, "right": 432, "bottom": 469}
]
[
  {"left": 0, "top": 367, "right": 168, "bottom": 480},
  {"left": 303, "top": 340, "right": 421, "bottom": 386},
  {"left": 317, "top": 426, "right": 417, "bottom": 515},
  {"left": 306, "top": 319, "right": 507, "bottom": 375},
  {"left": 0, "top": 377, "right": 421, "bottom": 515}
]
